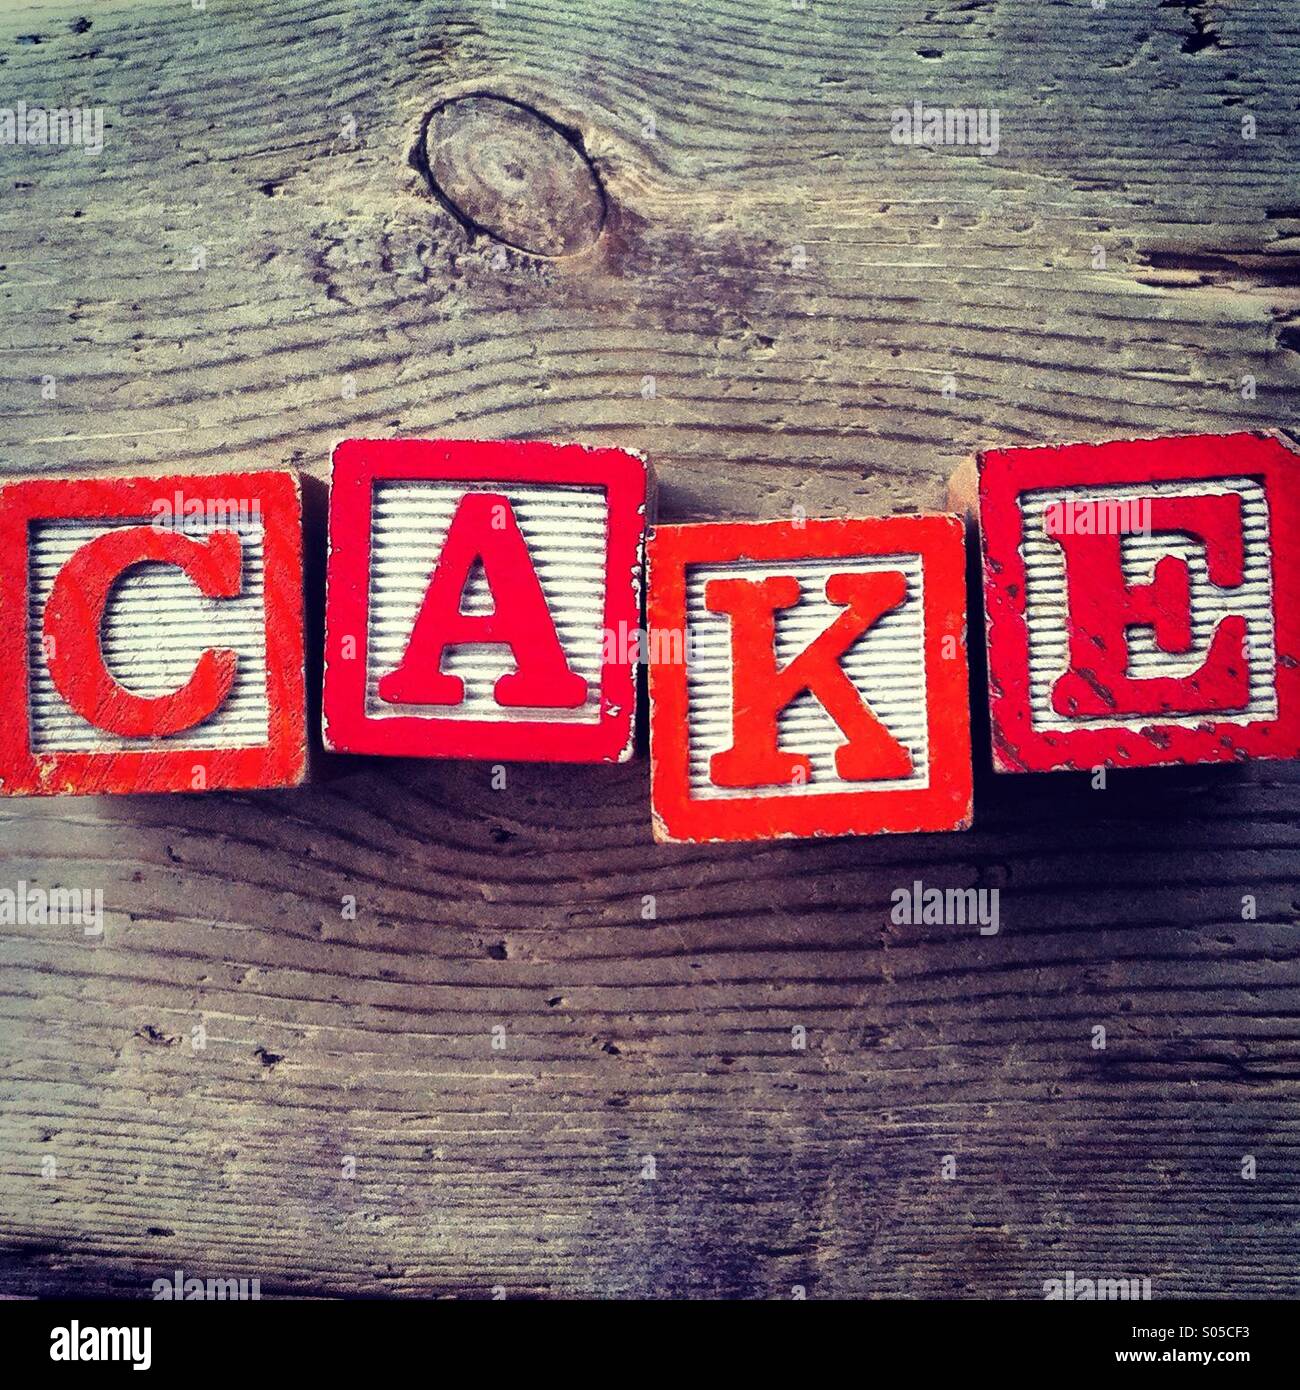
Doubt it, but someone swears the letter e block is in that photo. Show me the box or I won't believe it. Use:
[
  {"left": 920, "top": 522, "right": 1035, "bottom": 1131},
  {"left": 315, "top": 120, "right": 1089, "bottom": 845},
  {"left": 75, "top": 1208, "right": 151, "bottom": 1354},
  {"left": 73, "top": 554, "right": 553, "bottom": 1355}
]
[
  {"left": 0, "top": 470, "right": 306, "bottom": 795},
  {"left": 646, "top": 515, "right": 973, "bottom": 842},
  {"left": 323, "top": 439, "right": 649, "bottom": 762},
  {"left": 978, "top": 431, "right": 1300, "bottom": 771}
]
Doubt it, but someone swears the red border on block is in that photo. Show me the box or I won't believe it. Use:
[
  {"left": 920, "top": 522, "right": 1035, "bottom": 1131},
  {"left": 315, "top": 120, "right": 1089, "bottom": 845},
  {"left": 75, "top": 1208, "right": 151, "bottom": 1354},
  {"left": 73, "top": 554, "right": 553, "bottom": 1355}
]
[
  {"left": 322, "top": 439, "right": 647, "bottom": 763},
  {"left": 979, "top": 431, "right": 1300, "bottom": 772},
  {"left": 0, "top": 470, "right": 306, "bottom": 796},
  {"left": 647, "top": 514, "right": 973, "bottom": 842}
]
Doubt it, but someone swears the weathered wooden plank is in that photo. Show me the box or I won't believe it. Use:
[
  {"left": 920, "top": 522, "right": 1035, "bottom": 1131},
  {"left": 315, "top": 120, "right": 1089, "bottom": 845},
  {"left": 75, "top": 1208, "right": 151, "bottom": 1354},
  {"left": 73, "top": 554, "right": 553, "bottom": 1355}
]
[{"left": 0, "top": 0, "right": 1298, "bottom": 1299}]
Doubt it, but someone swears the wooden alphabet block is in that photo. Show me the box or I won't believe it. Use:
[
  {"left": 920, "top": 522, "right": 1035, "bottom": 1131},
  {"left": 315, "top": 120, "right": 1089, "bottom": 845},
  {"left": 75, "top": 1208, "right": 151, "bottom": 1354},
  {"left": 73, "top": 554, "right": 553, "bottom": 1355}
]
[
  {"left": 977, "top": 431, "right": 1300, "bottom": 771},
  {"left": 646, "top": 515, "right": 973, "bottom": 842},
  {"left": 323, "top": 439, "right": 649, "bottom": 762},
  {"left": 0, "top": 470, "right": 306, "bottom": 795}
]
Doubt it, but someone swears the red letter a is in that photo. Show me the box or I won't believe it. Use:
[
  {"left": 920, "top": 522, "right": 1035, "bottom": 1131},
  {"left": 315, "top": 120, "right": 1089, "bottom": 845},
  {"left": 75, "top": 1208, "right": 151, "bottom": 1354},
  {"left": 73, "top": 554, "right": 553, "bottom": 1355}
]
[
  {"left": 704, "top": 571, "right": 914, "bottom": 787},
  {"left": 378, "top": 492, "right": 588, "bottom": 709}
]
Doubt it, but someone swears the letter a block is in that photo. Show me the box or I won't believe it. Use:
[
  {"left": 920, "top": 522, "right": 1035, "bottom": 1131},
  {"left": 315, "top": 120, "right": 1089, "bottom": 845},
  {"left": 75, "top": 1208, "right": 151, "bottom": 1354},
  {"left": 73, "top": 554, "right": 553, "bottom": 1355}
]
[
  {"left": 978, "top": 431, "right": 1300, "bottom": 771},
  {"left": 323, "top": 439, "right": 649, "bottom": 762},
  {"left": 0, "top": 470, "right": 306, "bottom": 795},
  {"left": 646, "top": 515, "right": 973, "bottom": 842}
]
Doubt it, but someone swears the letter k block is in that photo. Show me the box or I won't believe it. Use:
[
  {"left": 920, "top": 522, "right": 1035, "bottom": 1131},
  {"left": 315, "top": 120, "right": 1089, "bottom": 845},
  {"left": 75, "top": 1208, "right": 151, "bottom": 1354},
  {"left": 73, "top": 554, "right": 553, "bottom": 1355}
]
[{"left": 647, "top": 515, "right": 973, "bottom": 842}]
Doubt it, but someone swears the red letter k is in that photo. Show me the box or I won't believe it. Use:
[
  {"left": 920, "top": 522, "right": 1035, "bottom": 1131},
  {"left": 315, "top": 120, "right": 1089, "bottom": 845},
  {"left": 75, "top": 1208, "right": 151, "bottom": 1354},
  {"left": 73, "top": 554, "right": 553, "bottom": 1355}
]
[{"left": 704, "top": 570, "right": 914, "bottom": 788}]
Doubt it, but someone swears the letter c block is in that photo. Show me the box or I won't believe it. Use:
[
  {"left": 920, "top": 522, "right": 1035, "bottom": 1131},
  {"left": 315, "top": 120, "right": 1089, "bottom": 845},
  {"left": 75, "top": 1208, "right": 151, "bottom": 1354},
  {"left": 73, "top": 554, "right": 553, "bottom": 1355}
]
[{"left": 0, "top": 470, "right": 306, "bottom": 795}]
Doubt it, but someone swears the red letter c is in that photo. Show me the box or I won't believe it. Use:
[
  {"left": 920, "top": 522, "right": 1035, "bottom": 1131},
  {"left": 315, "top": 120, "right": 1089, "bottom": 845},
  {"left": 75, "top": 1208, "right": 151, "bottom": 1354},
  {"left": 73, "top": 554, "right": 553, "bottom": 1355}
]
[{"left": 43, "top": 526, "right": 242, "bottom": 737}]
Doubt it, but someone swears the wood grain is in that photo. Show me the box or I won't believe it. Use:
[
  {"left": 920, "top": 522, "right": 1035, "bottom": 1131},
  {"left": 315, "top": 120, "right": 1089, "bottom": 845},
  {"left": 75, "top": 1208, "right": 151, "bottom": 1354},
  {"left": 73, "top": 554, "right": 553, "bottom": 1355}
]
[{"left": 0, "top": 0, "right": 1298, "bottom": 1298}]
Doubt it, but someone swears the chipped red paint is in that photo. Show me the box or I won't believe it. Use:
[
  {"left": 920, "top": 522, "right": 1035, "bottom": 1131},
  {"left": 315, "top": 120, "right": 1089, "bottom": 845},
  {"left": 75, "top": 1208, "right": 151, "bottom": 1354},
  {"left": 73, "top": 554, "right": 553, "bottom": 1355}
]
[
  {"left": 647, "top": 515, "right": 973, "bottom": 843},
  {"left": 0, "top": 470, "right": 306, "bottom": 796},
  {"left": 322, "top": 438, "right": 649, "bottom": 763},
  {"left": 978, "top": 431, "right": 1300, "bottom": 772}
]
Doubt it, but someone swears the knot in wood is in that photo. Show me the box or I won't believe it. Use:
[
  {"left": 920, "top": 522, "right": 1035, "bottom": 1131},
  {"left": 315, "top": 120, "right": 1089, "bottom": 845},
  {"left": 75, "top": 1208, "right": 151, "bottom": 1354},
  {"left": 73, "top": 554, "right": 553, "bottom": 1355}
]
[{"left": 421, "top": 95, "right": 606, "bottom": 258}]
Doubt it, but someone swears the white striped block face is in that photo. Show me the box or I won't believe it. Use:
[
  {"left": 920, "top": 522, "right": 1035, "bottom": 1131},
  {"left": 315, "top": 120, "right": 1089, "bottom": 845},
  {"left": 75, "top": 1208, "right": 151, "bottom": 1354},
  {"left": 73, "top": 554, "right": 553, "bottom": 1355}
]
[
  {"left": 979, "top": 432, "right": 1300, "bottom": 772},
  {"left": 366, "top": 481, "right": 606, "bottom": 725},
  {"left": 684, "top": 553, "right": 930, "bottom": 799},
  {"left": 28, "top": 515, "right": 270, "bottom": 754},
  {"left": 1019, "top": 477, "right": 1276, "bottom": 735},
  {"left": 323, "top": 440, "right": 650, "bottom": 764}
]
